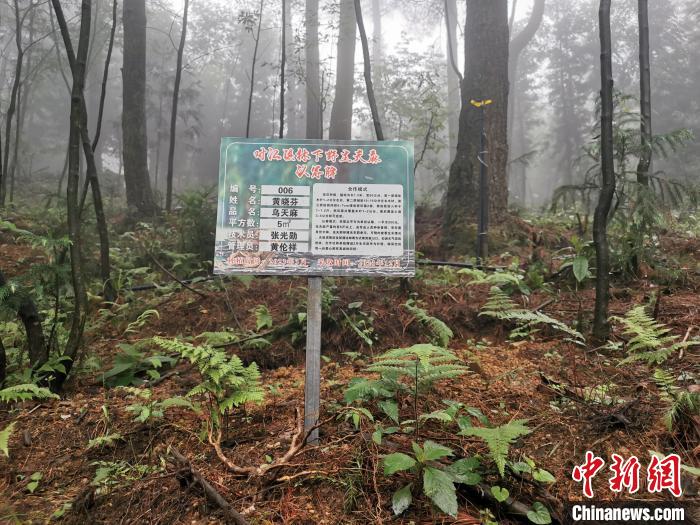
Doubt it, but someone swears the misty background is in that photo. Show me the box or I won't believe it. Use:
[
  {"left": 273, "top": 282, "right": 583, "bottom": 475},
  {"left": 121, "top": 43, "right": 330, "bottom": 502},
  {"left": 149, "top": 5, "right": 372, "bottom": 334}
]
[{"left": 1, "top": 0, "right": 698, "bottom": 209}]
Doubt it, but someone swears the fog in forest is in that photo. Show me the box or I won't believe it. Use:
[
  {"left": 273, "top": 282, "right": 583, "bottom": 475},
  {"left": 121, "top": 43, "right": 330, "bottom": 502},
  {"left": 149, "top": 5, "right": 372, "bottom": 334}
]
[{"left": 1, "top": 0, "right": 697, "bottom": 211}]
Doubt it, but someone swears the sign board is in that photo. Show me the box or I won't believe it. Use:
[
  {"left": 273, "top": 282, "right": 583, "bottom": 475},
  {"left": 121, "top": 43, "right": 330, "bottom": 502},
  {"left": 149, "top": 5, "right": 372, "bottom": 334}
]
[{"left": 214, "top": 138, "right": 415, "bottom": 277}]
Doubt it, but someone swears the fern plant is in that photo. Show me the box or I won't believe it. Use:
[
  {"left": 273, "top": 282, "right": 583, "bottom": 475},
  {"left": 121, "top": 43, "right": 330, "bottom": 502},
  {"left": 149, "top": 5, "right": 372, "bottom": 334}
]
[
  {"left": 345, "top": 344, "right": 469, "bottom": 405},
  {"left": 1, "top": 421, "right": 16, "bottom": 457},
  {"left": 480, "top": 287, "right": 584, "bottom": 344},
  {"left": 0, "top": 383, "right": 58, "bottom": 458},
  {"left": 403, "top": 300, "right": 453, "bottom": 347},
  {"left": 613, "top": 306, "right": 699, "bottom": 365},
  {"left": 368, "top": 344, "right": 468, "bottom": 390},
  {"left": 458, "top": 419, "right": 530, "bottom": 477},
  {"left": 652, "top": 369, "right": 700, "bottom": 431},
  {"left": 0, "top": 383, "right": 59, "bottom": 404},
  {"left": 152, "top": 337, "right": 264, "bottom": 432},
  {"left": 122, "top": 387, "right": 196, "bottom": 424},
  {"left": 458, "top": 267, "right": 530, "bottom": 295}
]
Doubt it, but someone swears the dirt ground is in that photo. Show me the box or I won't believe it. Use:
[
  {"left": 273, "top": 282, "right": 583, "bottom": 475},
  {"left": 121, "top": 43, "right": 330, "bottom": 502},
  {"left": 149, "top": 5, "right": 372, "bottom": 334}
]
[{"left": 1, "top": 214, "right": 699, "bottom": 524}]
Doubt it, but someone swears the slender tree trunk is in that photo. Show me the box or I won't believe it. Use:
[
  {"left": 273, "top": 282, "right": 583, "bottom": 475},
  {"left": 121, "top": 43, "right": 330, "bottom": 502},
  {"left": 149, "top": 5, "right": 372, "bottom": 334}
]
[
  {"left": 636, "top": 0, "right": 651, "bottom": 186},
  {"left": 507, "top": 0, "right": 545, "bottom": 181},
  {"left": 1, "top": 0, "right": 24, "bottom": 207},
  {"left": 122, "top": 0, "right": 158, "bottom": 217},
  {"left": 443, "top": 0, "right": 509, "bottom": 253},
  {"left": 371, "top": 0, "right": 384, "bottom": 124},
  {"left": 305, "top": 0, "right": 322, "bottom": 139},
  {"left": 245, "top": 0, "right": 264, "bottom": 139},
  {"left": 50, "top": 0, "right": 91, "bottom": 388},
  {"left": 54, "top": 2, "right": 114, "bottom": 303},
  {"left": 166, "top": 0, "right": 190, "bottom": 211},
  {"left": 355, "top": 0, "right": 383, "bottom": 141},
  {"left": 445, "top": 0, "right": 461, "bottom": 162},
  {"left": 92, "top": 0, "right": 117, "bottom": 153},
  {"left": 9, "top": 85, "right": 21, "bottom": 203},
  {"left": 283, "top": 0, "right": 299, "bottom": 138},
  {"left": 279, "top": 0, "right": 286, "bottom": 138},
  {"left": 329, "top": 0, "right": 356, "bottom": 140},
  {"left": 592, "top": 0, "right": 615, "bottom": 341}
]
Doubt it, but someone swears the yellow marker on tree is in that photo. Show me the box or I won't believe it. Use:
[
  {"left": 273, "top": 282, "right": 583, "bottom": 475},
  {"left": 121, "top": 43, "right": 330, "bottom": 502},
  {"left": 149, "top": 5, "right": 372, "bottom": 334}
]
[{"left": 470, "top": 99, "right": 493, "bottom": 108}]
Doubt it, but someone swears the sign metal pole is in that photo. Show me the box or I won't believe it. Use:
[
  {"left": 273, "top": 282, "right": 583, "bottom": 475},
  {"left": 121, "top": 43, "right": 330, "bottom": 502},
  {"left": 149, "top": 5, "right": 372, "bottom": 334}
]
[{"left": 304, "top": 276, "right": 322, "bottom": 444}]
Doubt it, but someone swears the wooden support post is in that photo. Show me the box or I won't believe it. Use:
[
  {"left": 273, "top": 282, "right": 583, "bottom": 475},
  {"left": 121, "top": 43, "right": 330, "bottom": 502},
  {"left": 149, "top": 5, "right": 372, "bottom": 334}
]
[{"left": 304, "top": 276, "right": 322, "bottom": 444}]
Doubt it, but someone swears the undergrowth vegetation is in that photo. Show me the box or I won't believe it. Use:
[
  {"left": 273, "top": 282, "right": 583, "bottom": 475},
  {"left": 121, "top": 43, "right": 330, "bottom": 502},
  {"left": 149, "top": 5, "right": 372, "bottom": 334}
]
[{"left": 1, "top": 195, "right": 698, "bottom": 523}]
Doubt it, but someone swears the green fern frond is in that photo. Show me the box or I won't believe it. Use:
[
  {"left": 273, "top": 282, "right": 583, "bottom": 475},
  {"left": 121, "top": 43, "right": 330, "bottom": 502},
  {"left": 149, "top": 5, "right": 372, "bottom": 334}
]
[
  {"left": 459, "top": 419, "right": 530, "bottom": 477},
  {"left": 403, "top": 301, "right": 453, "bottom": 347},
  {"left": 614, "top": 306, "right": 699, "bottom": 365},
  {"left": 151, "top": 336, "right": 263, "bottom": 431},
  {"left": 458, "top": 268, "right": 526, "bottom": 291},
  {"left": 1, "top": 422, "right": 17, "bottom": 457},
  {"left": 480, "top": 287, "right": 584, "bottom": 343},
  {"left": 0, "top": 384, "right": 59, "bottom": 404},
  {"left": 367, "top": 344, "right": 468, "bottom": 392},
  {"left": 653, "top": 369, "right": 700, "bottom": 431}
]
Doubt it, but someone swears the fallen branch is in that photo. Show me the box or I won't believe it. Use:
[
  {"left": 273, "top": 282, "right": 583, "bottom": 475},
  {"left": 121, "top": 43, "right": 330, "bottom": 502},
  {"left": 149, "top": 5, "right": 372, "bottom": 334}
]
[
  {"left": 169, "top": 446, "right": 250, "bottom": 525},
  {"left": 143, "top": 247, "right": 210, "bottom": 299}
]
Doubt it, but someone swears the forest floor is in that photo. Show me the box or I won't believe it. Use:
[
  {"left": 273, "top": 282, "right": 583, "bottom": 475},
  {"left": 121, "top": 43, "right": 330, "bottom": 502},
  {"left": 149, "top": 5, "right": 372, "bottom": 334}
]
[{"left": 1, "top": 209, "right": 699, "bottom": 524}]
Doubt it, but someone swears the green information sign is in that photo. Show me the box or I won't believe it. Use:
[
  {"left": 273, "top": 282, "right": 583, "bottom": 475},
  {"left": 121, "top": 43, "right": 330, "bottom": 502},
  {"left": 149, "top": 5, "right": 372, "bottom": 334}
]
[{"left": 214, "top": 138, "right": 415, "bottom": 277}]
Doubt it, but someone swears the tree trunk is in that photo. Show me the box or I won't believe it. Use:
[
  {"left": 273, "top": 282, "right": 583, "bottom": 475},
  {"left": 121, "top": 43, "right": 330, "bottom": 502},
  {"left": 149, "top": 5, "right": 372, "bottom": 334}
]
[
  {"left": 443, "top": 0, "right": 509, "bottom": 254},
  {"left": 507, "top": 0, "right": 545, "bottom": 167},
  {"left": 166, "top": 0, "right": 190, "bottom": 211},
  {"left": 355, "top": 0, "right": 383, "bottom": 141},
  {"left": 445, "top": 0, "right": 461, "bottom": 163},
  {"left": 92, "top": 0, "right": 118, "bottom": 154},
  {"left": 283, "top": 0, "right": 300, "bottom": 138},
  {"left": 371, "top": 0, "right": 384, "bottom": 125},
  {"left": 279, "top": 0, "right": 286, "bottom": 138},
  {"left": 245, "top": 0, "right": 264, "bottom": 139},
  {"left": 636, "top": 0, "right": 652, "bottom": 186},
  {"left": 329, "top": 0, "right": 356, "bottom": 140},
  {"left": 1, "top": 0, "right": 24, "bottom": 207},
  {"left": 122, "top": 0, "right": 157, "bottom": 217},
  {"left": 305, "top": 0, "right": 322, "bottom": 139},
  {"left": 592, "top": 0, "right": 615, "bottom": 341},
  {"left": 54, "top": 2, "right": 114, "bottom": 303},
  {"left": 50, "top": 0, "right": 91, "bottom": 388},
  {"left": 0, "top": 269, "right": 48, "bottom": 372}
]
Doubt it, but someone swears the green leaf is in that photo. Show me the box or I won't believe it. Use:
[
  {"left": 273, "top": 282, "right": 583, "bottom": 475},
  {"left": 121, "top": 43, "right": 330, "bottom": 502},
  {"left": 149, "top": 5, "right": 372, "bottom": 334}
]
[
  {"left": 527, "top": 502, "right": 552, "bottom": 524},
  {"left": 26, "top": 472, "right": 43, "bottom": 493},
  {"left": 378, "top": 400, "right": 399, "bottom": 424},
  {"left": 510, "top": 461, "right": 532, "bottom": 474},
  {"left": 253, "top": 305, "right": 273, "bottom": 331},
  {"left": 0, "top": 422, "right": 16, "bottom": 457},
  {"left": 422, "top": 440, "right": 454, "bottom": 462},
  {"left": 491, "top": 485, "right": 509, "bottom": 502},
  {"left": 392, "top": 483, "right": 413, "bottom": 515},
  {"left": 532, "top": 468, "right": 556, "bottom": 484},
  {"left": 419, "top": 409, "right": 454, "bottom": 423},
  {"left": 423, "top": 466, "right": 458, "bottom": 517},
  {"left": 446, "top": 457, "right": 482, "bottom": 485},
  {"left": 383, "top": 453, "right": 417, "bottom": 476},
  {"left": 372, "top": 428, "right": 383, "bottom": 445},
  {"left": 572, "top": 256, "right": 589, "bottom": 283}
]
